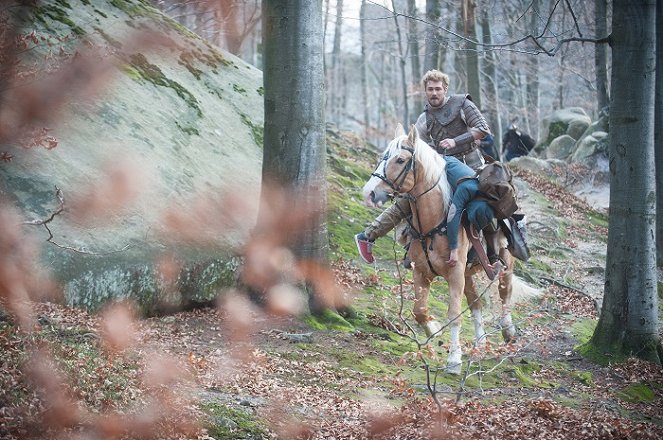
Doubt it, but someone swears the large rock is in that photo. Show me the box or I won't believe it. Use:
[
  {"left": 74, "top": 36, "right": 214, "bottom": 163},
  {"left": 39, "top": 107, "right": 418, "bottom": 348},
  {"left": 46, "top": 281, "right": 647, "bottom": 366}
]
[
  {"left": 570, "top": 131, "right": 609, "bottom": 171},
  {"left": 534, "top": 107, "right": 592, "bottom": 155},
  {"left": 545, "top": 135, "right": 576, "bottom": 160},
  {"left": 0, "top": 0, "right": 264, "bottom": 312}
]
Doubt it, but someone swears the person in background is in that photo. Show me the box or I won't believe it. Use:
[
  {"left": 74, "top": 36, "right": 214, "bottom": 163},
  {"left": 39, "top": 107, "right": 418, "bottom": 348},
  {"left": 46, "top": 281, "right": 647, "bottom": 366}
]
[{"left": 502, "top": 124, "right": 536, "bottom": 161}]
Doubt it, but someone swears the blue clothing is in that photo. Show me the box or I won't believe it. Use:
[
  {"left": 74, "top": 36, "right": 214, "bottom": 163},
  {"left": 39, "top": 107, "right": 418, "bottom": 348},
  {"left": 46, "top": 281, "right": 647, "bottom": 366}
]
[
  {"left": 445, "top": 156, "right": 495, "bottom": 250},
  {"left": 479, "top": 134, "right": 498, "bottom": 159}
]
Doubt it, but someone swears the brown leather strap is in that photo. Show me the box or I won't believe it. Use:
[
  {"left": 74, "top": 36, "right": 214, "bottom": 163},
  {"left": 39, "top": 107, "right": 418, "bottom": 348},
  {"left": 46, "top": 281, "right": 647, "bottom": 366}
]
[{"left": 464, "top": 222, "right": 501, "bottom": 281}]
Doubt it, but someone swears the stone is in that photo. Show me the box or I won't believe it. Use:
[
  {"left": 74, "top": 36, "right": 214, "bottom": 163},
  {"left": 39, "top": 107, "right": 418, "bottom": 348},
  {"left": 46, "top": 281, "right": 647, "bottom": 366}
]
[{"left": 0, "top": 0, "right": 263, "bottom": 312}]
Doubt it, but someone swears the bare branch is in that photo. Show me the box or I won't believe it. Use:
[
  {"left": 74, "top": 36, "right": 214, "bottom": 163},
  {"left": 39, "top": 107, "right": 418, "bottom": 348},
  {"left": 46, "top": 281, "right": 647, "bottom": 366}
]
[{"left": 21, "top": 186, "right": 134, "bottom": 255}]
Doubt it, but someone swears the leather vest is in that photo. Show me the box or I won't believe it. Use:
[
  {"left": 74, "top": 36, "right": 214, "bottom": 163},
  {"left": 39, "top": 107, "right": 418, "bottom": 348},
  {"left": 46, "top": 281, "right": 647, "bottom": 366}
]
[{"left": 425, "top": 94, "right": 479, "bottom": 156}]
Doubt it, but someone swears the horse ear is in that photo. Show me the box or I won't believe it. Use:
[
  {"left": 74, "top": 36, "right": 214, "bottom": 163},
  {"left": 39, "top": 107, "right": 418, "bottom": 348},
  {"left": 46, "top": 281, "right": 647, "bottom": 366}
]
[
  {"left": 407, "top": 124, "right": 419, "bottom": 146},
  {"left": 394, "top": 124, "right": 406, "bottom": 138}
]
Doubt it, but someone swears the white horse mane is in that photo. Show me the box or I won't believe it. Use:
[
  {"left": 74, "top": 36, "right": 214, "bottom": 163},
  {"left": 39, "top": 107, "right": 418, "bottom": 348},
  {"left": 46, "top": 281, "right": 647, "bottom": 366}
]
[{"left": 386, "top": 134, "right": 453, "bottom": 210}]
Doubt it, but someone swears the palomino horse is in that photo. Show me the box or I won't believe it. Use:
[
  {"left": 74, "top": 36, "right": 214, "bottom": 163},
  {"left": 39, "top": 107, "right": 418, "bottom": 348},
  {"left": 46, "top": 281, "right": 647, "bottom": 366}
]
[{"left": 362, "top": 125, "right": 516, "bottom": 374}]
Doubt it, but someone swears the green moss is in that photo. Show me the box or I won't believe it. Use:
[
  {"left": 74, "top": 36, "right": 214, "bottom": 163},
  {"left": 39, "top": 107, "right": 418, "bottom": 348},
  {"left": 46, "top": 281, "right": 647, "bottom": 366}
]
[
  {"left": 94, "top": 27, "right": 122, "bottom": 49},
  {"left": 94, "top": 9, "right": 108, "bottom": 18},
  {"left": 109, "top": 0, "right": 144, "bottom": 17},
  {"left": 587, "top": 211, "right": 608, "bottom": 229},
  {"left": 178, "top": 51, "right": 204, "bottom": 80},
  {"left": 128, "top": 53, "right": 203, "bottom": 118},
  {"left": 200, "top": 402, "right": 270, "bottom": 439},
  {"left": 81, "top": 0, "right": 91, "bottom": 5},
  {"left": 616, "top": 382, "right": 655, "bottom": 403},
  {"left": 54, "top": 0, "right": 72, "bottom": 8},
  {"left": 576, "top": 339, "right": 628, "bottom": 366},
  {"left": 304, "top": 309, "right": 354, "bottom": 331},
  {"left": 570, "top": 318, "right": 597, "bottom": 344},
  {"left": 257, "top": 87, "right": 264, "bottom": 96},
  {"left": 239, "top": 113, "right": 263, "bottom": 148},
  {"left": 35, "top": 5, "right": 86, "bottom": 36},
  {"left": 233, "top": 84, "right": 247, "bottom": 94},
  {"left": 546, "top": 121, "right": 567, "bottom": 144},
  {"left": 510, "top": 362, "right": 558, "bottom": 389},
  {"left": 573, "top": 370, "right": 593, "bottom": 385},
  {"left": 175, "top": 121, "right": 200, "bottom": 136}
]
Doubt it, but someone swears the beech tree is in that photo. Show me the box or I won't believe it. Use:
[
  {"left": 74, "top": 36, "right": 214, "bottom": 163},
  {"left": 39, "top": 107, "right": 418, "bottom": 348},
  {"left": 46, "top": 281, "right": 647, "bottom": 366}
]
[
  {"left": 261, "top": 0, "right": 329, "bottom": 310},
  {"left": 594, "top": 0, "right": 609, "bottom": 114},
  {"left": 656, "top": 0, "right": 663, "bottom": 266},
  {"left": 588, "top": 0, "right": 662, "bottom": 365}
]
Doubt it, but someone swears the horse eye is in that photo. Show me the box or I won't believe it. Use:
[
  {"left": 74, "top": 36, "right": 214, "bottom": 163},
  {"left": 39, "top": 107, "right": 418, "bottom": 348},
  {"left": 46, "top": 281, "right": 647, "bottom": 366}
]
[{"left": 396, "top": 157, "right": 405, "bottom": 164}]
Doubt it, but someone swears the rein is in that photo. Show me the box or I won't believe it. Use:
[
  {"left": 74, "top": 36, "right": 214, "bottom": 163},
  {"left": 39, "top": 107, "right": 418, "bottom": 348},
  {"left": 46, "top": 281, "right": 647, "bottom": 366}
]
[{"left": 374, "top": 141, "right": 449, "bottom": 276}]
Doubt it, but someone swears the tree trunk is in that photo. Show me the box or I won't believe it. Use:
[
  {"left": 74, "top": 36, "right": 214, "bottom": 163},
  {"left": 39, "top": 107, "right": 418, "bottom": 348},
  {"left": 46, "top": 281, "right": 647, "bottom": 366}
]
[
  {"left": 330, "top": 0, "right": 344, "bottom": 127},
  {"left": 360, "top": 0, "right": 370, "bottom": 138},
  {"left": 424, "top": 0, "right": 441, "bottom": 72},
  {"left": 481, "top": 8, "right": 502, "bottom": 158},
  {"left": 391, "top": 0, "right": 409, "bottom": 126},
  {"left": 408, "top": 0, "right": 423, "bottom": 114},
  {"left": 526, "top": 0, "right": 540, "bottom": 139},
  {"left": 589, "top": 0, "right": 661, "bottom": 365},
  {"left": 262, "top": 0, "right": 329, "bottom": 309},
  {"left": 595, "top": 0, "right": 610, "bottom": 117},
  {"left": 463, "top": 0, "right": 481, "bottom": 109},
  {"left": 656, "top": 0, "right": 663, "bottom": 267},
  {"left": 453, "top": 2, "right": 466, "bottom": 92}
]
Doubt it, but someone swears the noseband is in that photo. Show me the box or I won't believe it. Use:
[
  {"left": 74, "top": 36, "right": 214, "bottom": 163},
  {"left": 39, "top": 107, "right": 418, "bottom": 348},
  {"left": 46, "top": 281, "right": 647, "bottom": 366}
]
[{"left": 371, "top": 144, "right": 416, "bottom": 194}]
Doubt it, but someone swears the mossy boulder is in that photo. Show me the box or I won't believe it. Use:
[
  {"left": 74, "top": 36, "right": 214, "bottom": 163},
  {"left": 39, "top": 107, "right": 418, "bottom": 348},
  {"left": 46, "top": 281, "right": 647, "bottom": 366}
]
[
  {"left": 1, "top": 0, "right": 264, "bottom": 313},
  {"left": 545, "top": 134, "right": 577, "bottom": 160},
  {"left": 534, "top": 108, "right": 592, "bottom": 155}
]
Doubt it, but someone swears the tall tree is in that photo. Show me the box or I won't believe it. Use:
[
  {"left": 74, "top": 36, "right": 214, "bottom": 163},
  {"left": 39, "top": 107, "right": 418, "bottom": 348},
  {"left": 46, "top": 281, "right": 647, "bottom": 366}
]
[
  {"left": 526, "top": 0, "right": 540, "bottom": 139},
  {"left": 330, "top": 0, "right": 344, "bottom": 126},
  {"left": 462, "top": 0, "right": 481, "bottom": 109},
  {"left": 594, "top": 0, "right": 609, "bottom": 115},
  {"left": 261, "top": 0, "right": 329, "bottom": 308},
  {"left": 360, "top": 0, "right": 370, "bottom": 137},
  {"left": 391, "top": 0, "right": 409, "bottom": 126},
  {"left": 480, "top": 7, "right": 502, "bottom": 158},
  {"left": 656, "top": 0, "right": 663, "bottom": 267},
  {"left": 424, "top": 0, "right": 441, "bottom": 71},
  {"left": 589, "top": 0, "right": 662, "bottom": 364},
  {"left": 408, "top": 0, "right": 422, "bottom": 113}
]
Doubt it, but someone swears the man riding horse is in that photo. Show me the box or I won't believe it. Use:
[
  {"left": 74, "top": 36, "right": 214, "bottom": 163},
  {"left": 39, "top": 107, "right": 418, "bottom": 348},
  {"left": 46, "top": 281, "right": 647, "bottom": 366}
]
[{"left": 355, "top": 69, "right": 502, "bottom": 271}]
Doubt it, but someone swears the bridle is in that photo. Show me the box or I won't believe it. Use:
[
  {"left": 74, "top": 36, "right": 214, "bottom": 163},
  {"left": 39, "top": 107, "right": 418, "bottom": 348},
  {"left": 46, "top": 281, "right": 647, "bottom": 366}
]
[
  {"left": 371, "top": 140, "right": 441, "bottom": 200},
  {"left": 371, "top": 139, "right": 448, "bottom": 276},
  {"left": 371, "top": 144, "right": 416, "bottom": 194}
]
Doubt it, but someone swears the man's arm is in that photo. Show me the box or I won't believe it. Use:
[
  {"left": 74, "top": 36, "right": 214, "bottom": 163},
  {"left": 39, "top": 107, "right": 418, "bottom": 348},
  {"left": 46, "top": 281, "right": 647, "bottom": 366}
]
[{"left": 441, "top": 99, "right": 491, "bottom": 150}]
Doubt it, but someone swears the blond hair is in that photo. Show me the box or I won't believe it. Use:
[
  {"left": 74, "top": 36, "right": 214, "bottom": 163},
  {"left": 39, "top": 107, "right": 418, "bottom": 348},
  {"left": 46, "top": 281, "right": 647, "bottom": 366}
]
[{"left": 421, "top": 70, "right": 449, "bottom": 89}]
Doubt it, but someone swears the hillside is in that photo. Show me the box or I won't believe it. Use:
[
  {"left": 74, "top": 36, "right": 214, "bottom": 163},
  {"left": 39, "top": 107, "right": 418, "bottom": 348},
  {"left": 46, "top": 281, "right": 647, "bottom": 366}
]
[{"left": 2, "top": 127, "right": 663, "bottom": 439}]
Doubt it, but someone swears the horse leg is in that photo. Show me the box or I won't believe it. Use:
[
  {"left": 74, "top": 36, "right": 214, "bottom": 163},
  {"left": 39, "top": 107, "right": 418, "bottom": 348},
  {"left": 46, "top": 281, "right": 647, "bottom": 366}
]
[
  {"left": 445, "top": 267, "right": 466, "bottom": 375},
  {"left": 464, "top": 273, "right": 486, "bottom": 345},
  {"left": 498, "top": 249, "right": 516, "bottom": 342},
  {"left": 412, "top": 271, "right": 441, "bottom": 336}
]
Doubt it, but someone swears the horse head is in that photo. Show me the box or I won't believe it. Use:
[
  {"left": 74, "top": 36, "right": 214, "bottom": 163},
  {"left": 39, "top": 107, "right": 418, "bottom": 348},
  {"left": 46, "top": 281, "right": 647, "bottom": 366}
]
[{"left": 362, "top": 124, "right": 451, "bottom": 210}]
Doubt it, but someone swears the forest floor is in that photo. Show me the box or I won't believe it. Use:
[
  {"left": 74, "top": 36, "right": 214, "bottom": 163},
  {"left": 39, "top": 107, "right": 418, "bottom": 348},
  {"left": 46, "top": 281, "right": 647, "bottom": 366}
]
[{"left": 2, "top": 153, "right": 663, "bottom": 439}]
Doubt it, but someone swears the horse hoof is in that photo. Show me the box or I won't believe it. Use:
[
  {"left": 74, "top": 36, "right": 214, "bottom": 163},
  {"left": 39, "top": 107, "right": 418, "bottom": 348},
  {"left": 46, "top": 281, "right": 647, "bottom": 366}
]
[
  {"left": 502, "top": 327, "right": 517, "bottom": 343},
  {"left": 422, "top": 320, "right": 443, "bottom": 337}
]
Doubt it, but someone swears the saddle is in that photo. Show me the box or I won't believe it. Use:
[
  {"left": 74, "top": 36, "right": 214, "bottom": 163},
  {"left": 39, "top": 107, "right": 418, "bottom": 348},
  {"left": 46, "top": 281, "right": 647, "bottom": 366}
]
[{"left": 464, "top": 213, "right": 530, "bottom": 280}]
